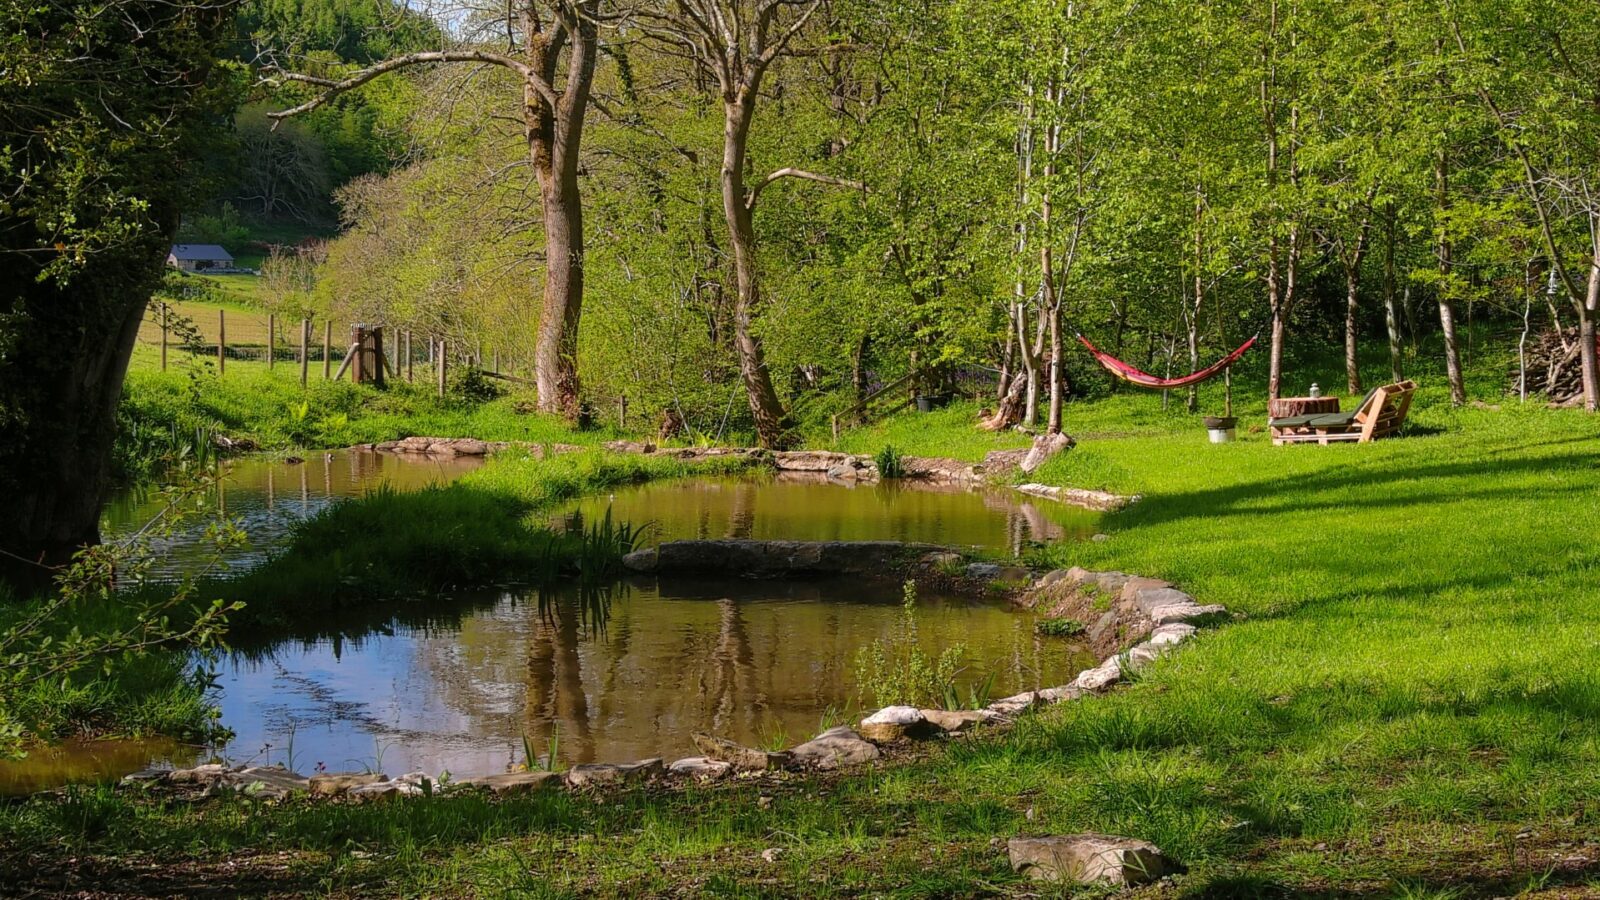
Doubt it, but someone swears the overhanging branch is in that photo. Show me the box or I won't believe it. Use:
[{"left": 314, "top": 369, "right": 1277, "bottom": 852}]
[
  {"left": 747, "top": 167, "right": 864, "bottom": 210},
  {"left": 266, "top": 50, "right": 555, "bottom": 124}
]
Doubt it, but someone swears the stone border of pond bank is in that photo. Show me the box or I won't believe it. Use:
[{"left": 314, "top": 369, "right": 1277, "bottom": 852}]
[
  {"left": 351, "top": 436, "right": 1138, "bottom": 512},
  {"left": 109, "top": 557, "right": 1225, "bottom": 808}
]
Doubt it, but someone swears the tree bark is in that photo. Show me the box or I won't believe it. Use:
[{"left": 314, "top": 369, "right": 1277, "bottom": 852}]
[
  {"left": 1436, "top": 151, "right": 1466, "bottom": 405},
  {"left": 1383, "top": 204, "right": 1404, "bottom": 382},
  {"left": 528, "top": 7, "right": 597, "bottom": 420},
  {"left": 721, "top": 91, "right": 790, "bottom": 447},
  {"left": 1581, "top": 252, "right": 1600, "bottom": 411}
]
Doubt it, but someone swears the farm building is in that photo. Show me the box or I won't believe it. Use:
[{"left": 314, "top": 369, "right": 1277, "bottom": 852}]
[{"left": 167, "top": 244, "right": 235, "bottom": 272}]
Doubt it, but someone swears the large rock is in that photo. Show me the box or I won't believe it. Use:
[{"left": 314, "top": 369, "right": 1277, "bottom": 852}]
[
  {"left": 623, "top": 540, "right": 946, "bottom": 579},
  {"left": 565, "top": 759, "right": 664, "bottom": 789},
  {"left": 1008, "top": 834, "right": 1175, "bottom": 885},
  {"left": 309, "top": 772, "right": 387, "bottom": 797},
  {"left": 985, "top": 691, "right": 1041, "bottom": 718},
  {"left": 668, "top": 757, "right": 734, "bottom": 780},
  {"left": 347, "top": 781, "right": 423, "bottom": 802},
  {"left": 168, "top": 763, "right": 228, "bottom": 785},
  {"left": 217, "top": 766, "right": 310, "bottom": 800},
  {"left": 456, "top": 771, "right": 565, "bottom": 795},
  {"left": 1073, "top": 658, "right": 1123, "bottom": 692},
  {"left": 900, "top": 456, "right": 983, "bottom": 483},
  {"left": 1149, "top": 603, "right": 1228, "bottom": 626},
  {"left": 919, "top": 708, "right": 995, "bottom": 733},
  {"left": 691, "top": 734, "right": 793, "bottom": 771},
  {"left": 788, "top": 727, "right": 880, "bottom": 770},
  {"left": 1019, "top": 432, "right": 1075, "bottom": 474},
  {"left": 772, "top": 450, "right": 870, "bottom": 473},
  {"left": 858, "top": 706, "right": 934, "bottom": 743}
]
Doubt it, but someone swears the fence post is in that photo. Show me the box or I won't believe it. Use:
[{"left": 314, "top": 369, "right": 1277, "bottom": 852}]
[
  {"left": 437, "top": 340, "right": 448, "bottom": 399},
  {"left": 299, "top": 318, "right": 310, "bottom": 387},
  {"left": 267, "top": 313, "right": 275, "bottom": 369},
  {"left": 323, "top": 321, "right": 332, "bottom": 380},
  {"left": 620, "top": 394, "right": 628, "bottom": 429},
  {"left": 405, "top": 330, "right": 414, "bottom": 383},
  {"left": 831, "top": 414, "right": 840, "bottom": 445},
  {"left": 217, "top": 309, "right": 226, "bottom": 374},
  {"left": 493, "top": 349, "right": 499, "bottom": 374},
  {"left": 160, "top": 303, "right": 169, "bottom": 372}
]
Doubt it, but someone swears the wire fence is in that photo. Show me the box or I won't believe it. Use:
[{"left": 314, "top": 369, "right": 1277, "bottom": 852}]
[{"left": 139, "top": 301, "right": 528, "bottom": 398}]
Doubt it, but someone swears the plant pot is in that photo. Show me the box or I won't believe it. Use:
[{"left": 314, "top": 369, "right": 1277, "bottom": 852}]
[
  {"left": 915, "top": 394, "right": 951, "bottom": 413},
  {"left": 1203, "top": 416, "right": 1237, "bottom": 444}
]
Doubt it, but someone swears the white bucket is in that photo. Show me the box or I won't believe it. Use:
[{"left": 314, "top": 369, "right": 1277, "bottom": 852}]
[{"left": 1207, "top": 428, "right": 1236, "bottom": 444}]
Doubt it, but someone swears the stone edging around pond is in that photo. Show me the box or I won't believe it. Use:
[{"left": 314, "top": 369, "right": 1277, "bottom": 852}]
[
  {"left": 350, "top": 436, "right": 1136, "bottom": 512},
  {"left": 115, "top": 560, "right": 1225, "bottom": 806}
]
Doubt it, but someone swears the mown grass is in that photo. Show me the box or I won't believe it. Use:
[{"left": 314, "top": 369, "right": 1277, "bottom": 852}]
[{"left": 8, "top": 342, "right": 1600, "bottom": 895}]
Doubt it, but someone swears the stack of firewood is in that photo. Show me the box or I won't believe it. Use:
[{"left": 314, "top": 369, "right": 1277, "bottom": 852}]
[{"left": 1511, "top": 328, "right": 1600, "bottom": 403}]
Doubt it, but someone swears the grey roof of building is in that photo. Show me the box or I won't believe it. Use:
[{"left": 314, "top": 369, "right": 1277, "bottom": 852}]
[{"left": 169, "top": 243, "right": 235, "bottom": 261}]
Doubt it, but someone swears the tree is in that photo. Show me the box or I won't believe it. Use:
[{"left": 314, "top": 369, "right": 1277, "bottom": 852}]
[
  {"left": 0, "top": 0, "right": 235, "bottom": 578},
  {"left": 269, "top": 0, "right": 601, "bottom": 418},
  {"left": 635, "top": 0, "right": 861, "bottom": 448}
]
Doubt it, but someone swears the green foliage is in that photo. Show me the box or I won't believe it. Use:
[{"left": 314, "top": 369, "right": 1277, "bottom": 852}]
[
  {"left": 175, "top": 203, "right": 252, "bottom": 252},
  {"left": 0, "top": 474, "right": 242, "bottom": 756},
  {"left": 1034, "top": 617, "right": 1085, "bottom": 637},
  {"left": 854, "top": 581, "right": 969, "bottom": 710},
  {"left": 872, "top": 445, "right": 905, "bottom": 479}
]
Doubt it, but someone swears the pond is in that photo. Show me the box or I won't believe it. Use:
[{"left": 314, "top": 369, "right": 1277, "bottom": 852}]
[{"left": 1, "top": 452, "right": 1100, "bottom": 793}]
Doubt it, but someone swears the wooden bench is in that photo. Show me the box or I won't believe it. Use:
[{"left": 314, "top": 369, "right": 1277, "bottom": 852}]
[{"left": 1270, "top": 380, "right": 1416, "bottom": 445}]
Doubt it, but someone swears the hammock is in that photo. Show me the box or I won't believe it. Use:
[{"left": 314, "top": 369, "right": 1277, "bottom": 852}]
[{"left": 1077, "top": 333, "right": 1257, "bottom": 390}]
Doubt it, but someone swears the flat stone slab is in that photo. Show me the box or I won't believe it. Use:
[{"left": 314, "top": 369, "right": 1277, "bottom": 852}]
[
  {"left": 1008, "top": 834, "right": 1175, "bottom": 885},
  {"left": 309, "top": 773, "right": 387, "bottom": 796},
  {"left": 692, "top": 734, "right": 793, "bottom": 771},
  {"left": 564, "top": 758, "right": 663, "bottom": 788},
  {"left": 669, "top": 757, "right": 734, "bottom": 780},
  {"left": 624, "top": 540, "right": 946, "bottom": 579},
  {"left": 920, "top": 708, "right": 995, "bottom": 733},
  {"left": 348, "top": 781, "right": 423, "bottom": 801},
  {"left": 455, "top": 771, "right": 564, "bottom": 795},
  {"left": 788, "top": 727, "right": 880, "bottom": 770}
]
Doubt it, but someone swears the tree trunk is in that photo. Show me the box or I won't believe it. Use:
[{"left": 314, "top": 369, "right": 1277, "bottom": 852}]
[
  {"left": 1581, "top": 256, "right": 1600, "bottom": 411},
  {"left": 1344, "top": 265, "right": 1362, "bottom": 395},
  {"left": 527, "top": 15, "right": 597, "bottom": 421},
  {"left": 0, "top": 254, "right": 160, "bottom": 581},
  {"left": 721, "top": 91, "right": 788, "bottom": 447},
  {"left": 1436, "top": 152, "right": 1466, "bottom": 405},
  {"left": 1383, "top": 205, "right": 1404, "bottom": 382}
]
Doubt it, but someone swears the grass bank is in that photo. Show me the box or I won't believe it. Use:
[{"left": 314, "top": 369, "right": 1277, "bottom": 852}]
[
  {"left": 10, "top": 356, "right": 1599, "bottom": 895},
  {"left": 115, "top": 344, "right": 617, "bottom": 480}
]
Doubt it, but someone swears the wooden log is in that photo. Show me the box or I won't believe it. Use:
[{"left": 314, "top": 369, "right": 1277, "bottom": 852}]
[{"left": 332, "top": 342, "right": 360, "bottom": 382}]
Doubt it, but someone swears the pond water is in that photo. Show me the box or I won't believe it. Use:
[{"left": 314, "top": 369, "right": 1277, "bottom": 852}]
[{"left": 1, "top": 452, "right": 1099, "bottom": 792}]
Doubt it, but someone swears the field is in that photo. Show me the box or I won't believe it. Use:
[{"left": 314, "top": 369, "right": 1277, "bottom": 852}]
[{"left": 7, "top": 367, "right": 1600, "bottom": 897}]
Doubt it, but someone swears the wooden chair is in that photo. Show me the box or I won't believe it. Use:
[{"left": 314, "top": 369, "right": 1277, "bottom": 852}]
[{"left": 1270, "top": 380, "right": 1416, "bottom": 445}]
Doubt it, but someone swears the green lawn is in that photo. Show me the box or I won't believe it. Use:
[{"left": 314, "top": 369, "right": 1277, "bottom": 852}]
[{"left": 9, "top": 381, "right": 1600, "bottom": 896}]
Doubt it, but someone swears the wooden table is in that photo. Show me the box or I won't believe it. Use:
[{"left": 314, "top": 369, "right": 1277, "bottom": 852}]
[{"left": 1269, "top": 396, "right": 1340, "bottom": 419}]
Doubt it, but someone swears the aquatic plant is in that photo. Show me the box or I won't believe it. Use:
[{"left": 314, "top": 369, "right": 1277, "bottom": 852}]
[
  {"left": 1035, "top": 617, "right": 1086, "bottom": 637},
  {"left": 874, "top": 445, "right": 905, "bottom": 479},
  {"left": 854, "top": 581, "right": 968, "bottom": 710}
]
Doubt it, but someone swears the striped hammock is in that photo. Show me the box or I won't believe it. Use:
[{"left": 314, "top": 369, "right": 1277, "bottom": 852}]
[{"left": 1077, "top": 334, "right": 1256, "bottom": 390}]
